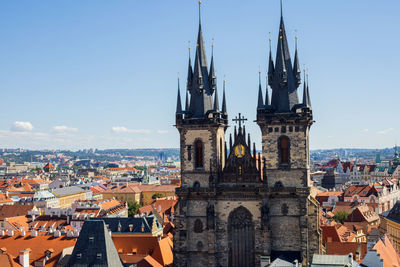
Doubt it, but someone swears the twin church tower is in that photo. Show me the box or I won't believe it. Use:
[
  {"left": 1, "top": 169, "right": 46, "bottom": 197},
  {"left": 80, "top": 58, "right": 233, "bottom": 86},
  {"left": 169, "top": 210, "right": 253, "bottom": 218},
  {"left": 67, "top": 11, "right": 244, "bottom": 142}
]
[{"left": 174, "top": 3, "right": 321, "bottom": 266}]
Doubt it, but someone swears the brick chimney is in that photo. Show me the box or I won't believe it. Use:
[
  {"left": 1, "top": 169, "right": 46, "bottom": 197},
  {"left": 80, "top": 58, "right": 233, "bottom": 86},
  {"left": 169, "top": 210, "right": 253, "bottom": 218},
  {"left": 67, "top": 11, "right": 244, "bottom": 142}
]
[{"left": 19, "top": 249, "right": 30, "bottom": 267}]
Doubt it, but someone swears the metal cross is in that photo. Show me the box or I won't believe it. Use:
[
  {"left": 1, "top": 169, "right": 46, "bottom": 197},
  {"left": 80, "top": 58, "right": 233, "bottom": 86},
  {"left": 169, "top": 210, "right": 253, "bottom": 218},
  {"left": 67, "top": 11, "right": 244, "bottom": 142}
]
[{"left": 232, "top": 113, "right": 247, "bottom": 128}]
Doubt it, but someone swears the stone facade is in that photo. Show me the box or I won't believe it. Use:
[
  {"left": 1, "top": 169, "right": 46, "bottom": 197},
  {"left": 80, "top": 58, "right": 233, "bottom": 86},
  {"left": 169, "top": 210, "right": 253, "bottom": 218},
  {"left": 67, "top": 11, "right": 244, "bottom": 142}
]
[{"left": 173, "top": 4, "right": 321, "bottom": 266}]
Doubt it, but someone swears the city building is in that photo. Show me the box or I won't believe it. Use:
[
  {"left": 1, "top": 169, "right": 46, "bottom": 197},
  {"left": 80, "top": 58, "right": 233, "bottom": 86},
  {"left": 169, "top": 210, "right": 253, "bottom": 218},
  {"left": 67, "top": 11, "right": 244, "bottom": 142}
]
[
  {"left": 173, "top": 4, "right": 320, "bottom": 266},
  {"left": 379, "top": 200, "right": 400, "bottom": 252}
]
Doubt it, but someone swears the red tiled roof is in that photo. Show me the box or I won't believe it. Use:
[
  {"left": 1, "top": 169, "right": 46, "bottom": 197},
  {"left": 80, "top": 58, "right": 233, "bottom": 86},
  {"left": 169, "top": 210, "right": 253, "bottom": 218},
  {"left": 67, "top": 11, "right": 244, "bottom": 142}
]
[
  {"left": 0, "top": 234, "right": 76, "bottom": 267},
  {"left": 0, "top": 205, "right": 34, "bottom": 221}
]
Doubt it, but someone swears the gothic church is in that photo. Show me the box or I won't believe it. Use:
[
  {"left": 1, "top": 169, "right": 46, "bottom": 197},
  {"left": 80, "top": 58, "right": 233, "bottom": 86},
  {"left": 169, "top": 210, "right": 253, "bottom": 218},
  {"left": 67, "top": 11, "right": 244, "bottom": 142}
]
[{"left": 174, "top": 4, "right": 321, "bottom": 266}]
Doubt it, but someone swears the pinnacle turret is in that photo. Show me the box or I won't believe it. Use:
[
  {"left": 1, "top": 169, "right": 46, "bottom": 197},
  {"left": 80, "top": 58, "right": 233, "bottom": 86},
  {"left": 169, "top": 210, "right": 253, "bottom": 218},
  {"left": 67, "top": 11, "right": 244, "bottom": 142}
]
[
  {"left": 176, "top": 79, "right": 183, "bottom": 115},
  {"left": 257, "top": 72, "right": 264, "bottom": 109},
  {"left": 222, "top": 80, "right": 227, "bottom": 115},
  {"left": 266, "top": 5, "right": 300, "bottom": 112}
]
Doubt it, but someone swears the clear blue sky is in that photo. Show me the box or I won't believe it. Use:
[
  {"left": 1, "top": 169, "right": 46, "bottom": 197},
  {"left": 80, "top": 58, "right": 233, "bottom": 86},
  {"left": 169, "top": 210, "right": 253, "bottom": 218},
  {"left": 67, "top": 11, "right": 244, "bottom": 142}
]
[{"left": 0, "top": 0, "right": 399, "bottom": 150}]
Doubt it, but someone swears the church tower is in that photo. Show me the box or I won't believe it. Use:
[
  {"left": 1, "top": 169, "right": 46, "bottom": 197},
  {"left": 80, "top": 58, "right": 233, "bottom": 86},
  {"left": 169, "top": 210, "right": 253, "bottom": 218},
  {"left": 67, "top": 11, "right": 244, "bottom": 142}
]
[
  {"left": 174, "top": 3, "right": 321, "bottom": 267},
  {"left": 256, "top": 5, "right": 321, "bottom": 263},
  {"left": 174, "top": 3, "right": 228, "bottom": 266}
]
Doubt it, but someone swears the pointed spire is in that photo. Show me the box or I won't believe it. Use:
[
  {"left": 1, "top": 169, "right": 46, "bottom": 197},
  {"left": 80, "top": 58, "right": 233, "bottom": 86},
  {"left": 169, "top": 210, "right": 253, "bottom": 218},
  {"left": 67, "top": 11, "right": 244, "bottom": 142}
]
[
  {"left": 265, "top": 76, "right": 270, "bottom": 106},
  {"left": 229, "top": 133, "right": 233, "bottom": 152},
  {"left": 257, "top": 72, "right": 264, "bottom": 109},
  {"left": 213, "top": 85, "right": 219, "bottom": 111},
  {"left": 186, "top": 42, "right": 193, "bottom": 92},
  {"left": 234, "top": 126, "right": 237, "bottom": 139},
  {"left": 198, "top": 1, "right": 202, "bottom": 25},
  {"left": 293, "top": 36, "right": 301, "bottom": 86},
  {"left": 222, "top": 80, "right": 227, "bottom": 115},
  {"left": 302, "top": 71, "right": 311, "bottom": 108},
  {"left": 186, "top": 1, "right": 213, "bottom": 118},
  {"left": 306, "top": 74, "right": 312, "bottom": 108},
  {"left": 176, "top": 78, "right": 183, "bottom": 114},
  {"left": 268, "top": 35, "right": 275, "bottom": 86},
  {"left": 267, "top": 2, "right": 300, "bottom": 112},
  {"left": 209, "top": 40, "right": 216, "bottom": 91},
  {"left": 225, "top": 141, "right": 228, "bottom": 162},
  {"left": 280, "top": 0, "right": 283, "bottom": 17},
  {"left": 276, "top": 32, "right": 288, "bottom": 86},
  {"left": 243, "top": 125, "right": 246, "bottom": 138},
  {"left": 253, "top": 142, "right": 256, "bottom": 159},
  {"left": 185, "top": 90, "right": 189, "bottom": 111},
  {"left": 247, "top": 133, "right": 251, "bottom": 148}
]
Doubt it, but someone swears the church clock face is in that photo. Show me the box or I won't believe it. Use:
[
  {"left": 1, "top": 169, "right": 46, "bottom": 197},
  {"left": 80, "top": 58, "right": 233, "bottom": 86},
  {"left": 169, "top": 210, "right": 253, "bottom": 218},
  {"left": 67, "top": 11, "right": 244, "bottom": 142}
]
[{"left": 234, "top": 144, "right": 245, "bottom": 158}]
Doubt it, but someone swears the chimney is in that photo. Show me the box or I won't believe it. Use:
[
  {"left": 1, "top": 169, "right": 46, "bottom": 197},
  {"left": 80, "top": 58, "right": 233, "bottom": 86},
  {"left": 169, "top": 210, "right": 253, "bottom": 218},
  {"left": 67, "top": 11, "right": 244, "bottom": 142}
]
[
  {"left": 7, "top": 230, "right": 14, "bottom": 237},
  {"left": 45, "top": 249, "right": 54, "bottom": 261},
  {"left": 67, "top": 215, "right": 70, "bottom": 224},
  {"left": 31, "top": 230, "right": 37, "bottom": 237},
  {"left": 348, "top": 253, "right": 353, "bottom": 265},
  {"left": 19, "top": 249, "right": 30, "bottom": 267},
  {"left": 0, "top": 230, "right": 4, "bottom": 236},
  {"left": 21, "top": 231, "right": 26, "bottom": 237}
]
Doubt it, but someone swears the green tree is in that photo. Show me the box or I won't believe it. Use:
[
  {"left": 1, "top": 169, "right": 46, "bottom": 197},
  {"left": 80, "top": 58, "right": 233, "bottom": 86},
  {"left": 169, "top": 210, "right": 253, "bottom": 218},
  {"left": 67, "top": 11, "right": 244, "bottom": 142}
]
[
  {"left": 152, "top": 193, "right": 164, "bottom": 200},
  {"left": 332, "top": 211, "right": 349, "bottom": 224},
  {"left": 127, "top": 201, "right": 141, "bottom": 217}
]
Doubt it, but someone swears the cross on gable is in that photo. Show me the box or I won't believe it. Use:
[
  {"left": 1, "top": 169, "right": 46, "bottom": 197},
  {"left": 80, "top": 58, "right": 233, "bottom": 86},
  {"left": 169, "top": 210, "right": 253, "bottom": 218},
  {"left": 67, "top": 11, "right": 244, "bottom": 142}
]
[{"left": 232, "top": 113, "right": 247, "bottom": 128}]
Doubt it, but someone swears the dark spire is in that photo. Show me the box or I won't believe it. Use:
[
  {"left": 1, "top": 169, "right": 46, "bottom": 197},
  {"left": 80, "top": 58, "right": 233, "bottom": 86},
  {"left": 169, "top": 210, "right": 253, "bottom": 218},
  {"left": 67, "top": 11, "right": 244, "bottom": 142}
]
[
  {"left": 265, "top": 76, "right": 271, "bottom": 106},
  {"left": 186, "top": 1, "right": 214, "bottom": 118},
  {"left": 247, "top": 133, "right": 251, "bottom": 148},
  {"left": 222, "top": 80, "right": 227, "bottom": 114},
  {"left": 185, "top": 90, "right": 189, "bottom": 111},
  {"left": 302, "top": 72, "right": 311, "bottom": 108},
  {"left": 268, "top": 37, "right": 275, "bottom": 86},
  {"left": 187, "top": 43, "right": 193, "bottom": 92},
  {"left": 213, "top": 84, "right": 219, "bottom": 111},
  {"left": 306, "top": 74, "right": 311, "bottom": 108},
  {"left": 268, "top": 3, "right": 300, "bottom": 112},
  {"left": 275, "top": 32, "right": 288, "bottom": 86},
  {"left": 253, "top": 142, "right": 256, "bottom": 159},
  {"left": 209, "top": 41, "right": 216, "bottom": 91},
  {"left": 257, "top": 72, "right": 264, "bottom": 109},
  {"left": 293, "top": 36, "right": 301, "bottom": 86},
  {"left": 229, "top": 133, "right": 233, "bottom": 152},
  {"left": 176, "top": 78, "right": 183, "bottom": 114}
]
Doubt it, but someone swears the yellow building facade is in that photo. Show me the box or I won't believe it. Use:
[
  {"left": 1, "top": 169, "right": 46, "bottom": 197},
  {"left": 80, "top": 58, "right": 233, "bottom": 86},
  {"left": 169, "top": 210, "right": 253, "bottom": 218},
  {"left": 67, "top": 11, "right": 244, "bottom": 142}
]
[{"left": 379, "top": 200, "right": 400, "bottom": 252}]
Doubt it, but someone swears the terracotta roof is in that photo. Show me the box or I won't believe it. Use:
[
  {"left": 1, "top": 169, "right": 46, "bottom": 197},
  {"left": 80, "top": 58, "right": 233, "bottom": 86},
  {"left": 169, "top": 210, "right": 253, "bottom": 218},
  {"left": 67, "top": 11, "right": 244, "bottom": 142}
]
[
  {"left": 5, "top": 216, "right": 29, "bottom": 232},
  {"left": 0, "top": 205, "right": 34, "bottom": 221},
  {"left": 139, "top": 199, "right": 178, "bottom": 216},
  {"left": 104, "top": 183, "right": 142, "bottom": 194},
  {"left": 151, "top": 237, "right": 173, "bottom": 266},
  {"left": 326, "top": 242, "right": 367, "bottom": 260},
  {"left": 0, "top": 252, "right": 22, "bottom": 267},
  {"left": 0, "top": 234, "right": 76, "bottom": 267},
  {"left": 137, "top": 184, "right": 178, "bottom": 192},
  {"left": 112, "top": 236, "right": 158, "bottom": 255},
  {"left": 372, "top": 235, "right": 400, "bottom": 267},
  {"left": 138, "top": 255, "right": 163, "bottom": 267}
]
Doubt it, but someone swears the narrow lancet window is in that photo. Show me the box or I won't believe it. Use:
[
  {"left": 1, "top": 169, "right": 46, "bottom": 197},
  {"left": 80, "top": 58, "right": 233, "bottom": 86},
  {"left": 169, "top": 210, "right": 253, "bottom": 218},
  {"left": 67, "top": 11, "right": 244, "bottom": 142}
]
[
  {"left": 279, "top": 136, "right": 289, "bottom": 164},
  {"left": 195, "top": 139, "right": 204, "bottom": 169}
]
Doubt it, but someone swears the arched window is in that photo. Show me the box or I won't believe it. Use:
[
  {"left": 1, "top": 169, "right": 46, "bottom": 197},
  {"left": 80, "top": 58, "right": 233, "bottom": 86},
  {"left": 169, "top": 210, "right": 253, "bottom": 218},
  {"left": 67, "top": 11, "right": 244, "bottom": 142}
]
[
  {"left": 279, "top": 136, "right": 290, "bottom": 164},
  {"left": 228, "top": 206, "right": 254, "bottom": 266},
  {"left": 194, "top": 219, "right": 203, "bottom": 233},
  {"left": 195, "top": 139, "right": 204, "bottom": 169}
]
